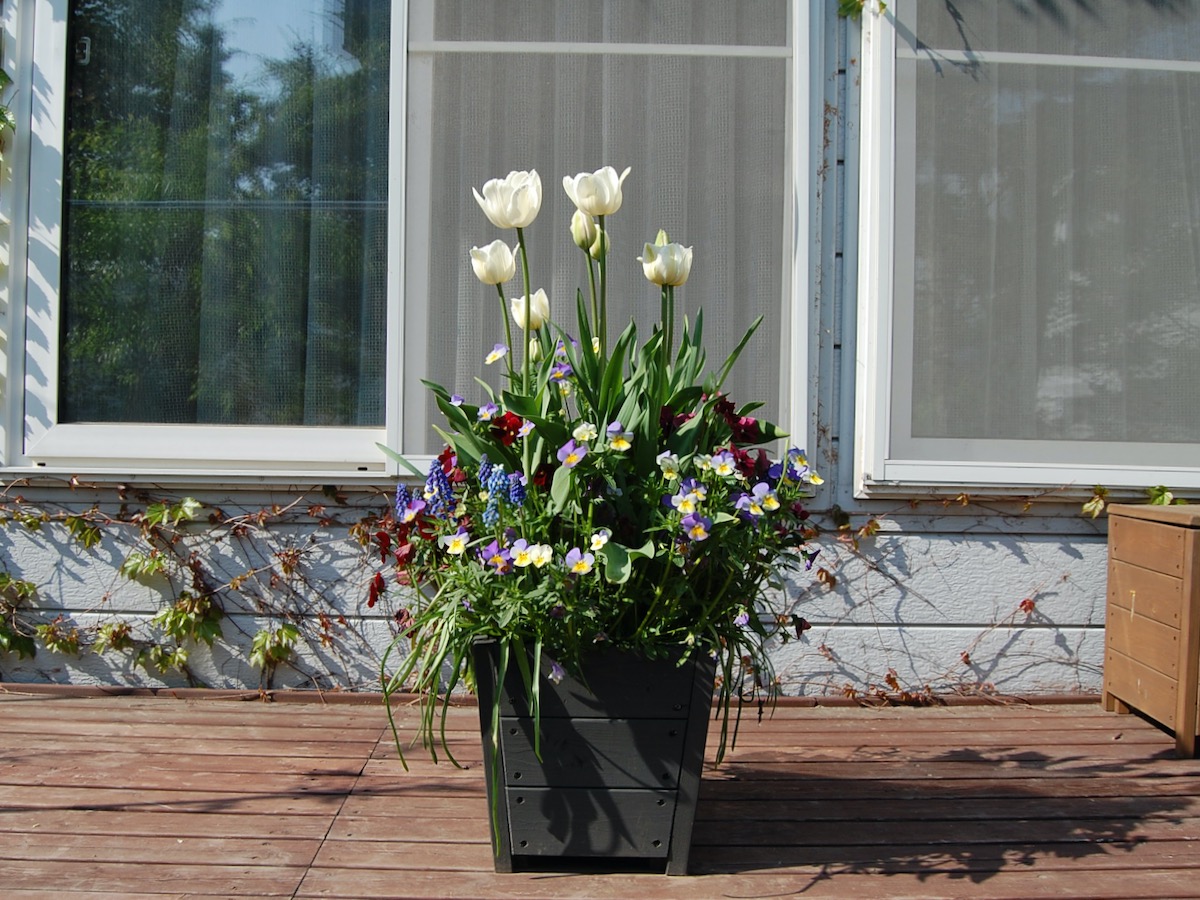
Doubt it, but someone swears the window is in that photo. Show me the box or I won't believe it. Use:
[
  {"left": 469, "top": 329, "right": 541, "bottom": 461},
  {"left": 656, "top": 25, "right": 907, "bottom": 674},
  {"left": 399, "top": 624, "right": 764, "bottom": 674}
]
[
  {"left": 12, "top": 0, "right": 813, "bottom": 476},
  {"left": 856, "top": 0, "right": 1200, "bottom": 493}
]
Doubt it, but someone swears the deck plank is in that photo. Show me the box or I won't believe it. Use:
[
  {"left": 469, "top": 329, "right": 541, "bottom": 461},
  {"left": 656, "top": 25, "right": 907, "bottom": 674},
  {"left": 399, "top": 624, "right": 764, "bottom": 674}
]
[{"left": 2, "top": 691, "right": 1200, "bottom": 898}]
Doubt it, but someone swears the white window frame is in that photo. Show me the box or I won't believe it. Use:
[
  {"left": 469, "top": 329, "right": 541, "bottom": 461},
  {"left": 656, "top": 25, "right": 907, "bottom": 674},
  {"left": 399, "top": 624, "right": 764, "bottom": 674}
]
[
  {"left": 3, "top": 0, "right": 816, "bottom": 480},
  {"left": 853, "top": 5, "right": 1200, "bottom": 497}
]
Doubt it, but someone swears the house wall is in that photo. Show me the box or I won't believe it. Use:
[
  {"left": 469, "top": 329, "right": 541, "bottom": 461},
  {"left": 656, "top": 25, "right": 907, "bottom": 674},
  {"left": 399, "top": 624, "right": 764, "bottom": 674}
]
[{"left": 0, "top": 4, "right": 1112, "bottom": 697}]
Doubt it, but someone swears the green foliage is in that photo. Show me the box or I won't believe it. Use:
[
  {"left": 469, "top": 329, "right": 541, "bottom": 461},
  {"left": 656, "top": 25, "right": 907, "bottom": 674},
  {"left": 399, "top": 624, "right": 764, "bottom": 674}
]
[
  {"left": 120, "top": 550, "right": 167, "bottom": 580},
  {"left": 152, "top": 592, "right": 222, "bottom": 647},
  {"left": 143, "top": 497, "right": 202, "bottom": 529},
  {"left": 35, "top": 617, "right": 81, "bottom": 655},
  {"left": 0, "top": 622, "right": 35, "bottom": 659},
  {"left": 838, "top": 0, "right": 885, "bottom": 19},
  {"left": 137, "top": 644, "right": 189, "bottom": 675},
  {"left": 65, "top": 514, "right": 103, "bottom": 549},
  {"left": 250, "top": 624, "right": 301, "bottom": 673},
  {"left": 94, "top": 621, "right": 134, "bottom": 654},
  {"left": 1147, "top": 485, "right": 1182, "bottom": 506},
  {"left": 0, "top": 571, "right": 37, "bottom": 604},
  {"left": 378, "top": 170, "right": 826, "bottom": 767}
]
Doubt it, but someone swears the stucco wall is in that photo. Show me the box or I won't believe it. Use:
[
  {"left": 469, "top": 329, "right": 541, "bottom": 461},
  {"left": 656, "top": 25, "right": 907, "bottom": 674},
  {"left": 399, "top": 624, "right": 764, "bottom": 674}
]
[{"left": 0, "top": 482, "right": 1110, "bottom": 697}]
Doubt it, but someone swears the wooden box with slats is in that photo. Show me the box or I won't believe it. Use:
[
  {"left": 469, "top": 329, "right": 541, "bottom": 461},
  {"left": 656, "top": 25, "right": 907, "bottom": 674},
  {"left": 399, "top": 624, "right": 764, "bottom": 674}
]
[{"left": 1103, "top": 504, "right": 1200, "bottom": 757}]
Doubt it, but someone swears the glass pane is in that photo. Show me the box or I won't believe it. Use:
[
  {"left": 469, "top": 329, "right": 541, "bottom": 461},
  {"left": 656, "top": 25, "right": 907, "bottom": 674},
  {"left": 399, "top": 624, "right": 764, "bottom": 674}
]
[
  {"left": 429, "top": 0, "right": 788, "bottom": 46},
  {"left": 405, "top": 2, "right": 789, "bottom": 455},
  {"left": 901, "top": 0, "right": 1200, "bottom": 62},
  {"left": 60, "top": 0, "right": 390, "bottom": 426},
  {"left": 898, "top": 53, "right": 1200, "bottom": 445}
]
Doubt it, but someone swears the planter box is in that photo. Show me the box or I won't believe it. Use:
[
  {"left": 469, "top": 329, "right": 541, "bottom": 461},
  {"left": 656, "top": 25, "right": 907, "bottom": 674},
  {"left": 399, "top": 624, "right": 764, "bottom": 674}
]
[
  {"left": 472, "top": 640, "right": 715, "bottom": 875},
  {"left": 1103, "top": 504, "right": 1200, "bottom": 757}
]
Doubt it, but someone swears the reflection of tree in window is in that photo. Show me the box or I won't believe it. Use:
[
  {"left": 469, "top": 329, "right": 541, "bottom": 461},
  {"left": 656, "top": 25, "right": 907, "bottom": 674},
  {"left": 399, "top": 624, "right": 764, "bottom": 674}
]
[{"left": 61, "top": 0, "right": 390, "bottom": 427}]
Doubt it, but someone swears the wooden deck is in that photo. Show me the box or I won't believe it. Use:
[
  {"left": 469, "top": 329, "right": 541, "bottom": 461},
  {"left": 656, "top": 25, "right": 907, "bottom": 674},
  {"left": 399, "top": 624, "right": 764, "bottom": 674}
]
[{"left": 1, "top": 688, "right": 1198, "bottom": 899}]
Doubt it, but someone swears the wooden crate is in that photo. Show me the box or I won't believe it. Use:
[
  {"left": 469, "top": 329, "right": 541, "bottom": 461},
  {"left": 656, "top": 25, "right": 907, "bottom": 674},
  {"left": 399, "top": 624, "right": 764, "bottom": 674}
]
[{"left": 1103, "top": 503, "right": 1200, "bottom": 757}]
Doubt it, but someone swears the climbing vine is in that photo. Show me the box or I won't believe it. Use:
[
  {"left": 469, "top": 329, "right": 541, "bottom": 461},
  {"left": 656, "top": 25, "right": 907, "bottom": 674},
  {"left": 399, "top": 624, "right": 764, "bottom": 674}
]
[{"left": 0, "top": 477, "right": 394, "bottom": 690}]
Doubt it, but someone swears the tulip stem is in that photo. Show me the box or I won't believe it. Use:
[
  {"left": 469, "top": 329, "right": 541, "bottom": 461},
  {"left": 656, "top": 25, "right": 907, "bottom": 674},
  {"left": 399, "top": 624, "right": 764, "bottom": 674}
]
[
  {"left": 597, "top": 215, "right": 607, "bottom": 356},
  {"left": 585, "top": 250, "right": 599, "bottom": 350},
  {"left": 516, "top": 227, "right": 532, "bottom": 395},
  {"left": 495, "top": 284, "right": 516, "bottom": 384}
]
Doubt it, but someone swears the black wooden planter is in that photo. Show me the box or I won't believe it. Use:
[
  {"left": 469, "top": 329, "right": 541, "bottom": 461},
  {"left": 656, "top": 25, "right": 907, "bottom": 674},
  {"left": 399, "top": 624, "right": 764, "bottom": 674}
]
[{"left": 472, "top": 640, "right": 716, "bottom": 875}]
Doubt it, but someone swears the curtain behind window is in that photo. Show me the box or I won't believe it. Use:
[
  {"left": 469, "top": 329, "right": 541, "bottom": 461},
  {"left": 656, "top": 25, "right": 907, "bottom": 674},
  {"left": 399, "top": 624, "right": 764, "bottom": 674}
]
[
  {"left": 60, "top": 0, "right": 389, "bottom": 427},
  {"left": 403, "top": 1, "right": 790, "bottom": 455},
  {"left": 896, "top": 0, "right": 1200, "bottom": 452}
]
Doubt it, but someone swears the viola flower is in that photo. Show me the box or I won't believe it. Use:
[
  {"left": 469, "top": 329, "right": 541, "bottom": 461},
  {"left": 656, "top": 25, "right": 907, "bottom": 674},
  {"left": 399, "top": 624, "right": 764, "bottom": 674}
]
[
  {"left": 606, "top": 420, "right": 632, "bottom": 452},
  {"left": 510, "top": 538, "right": 537, "bottom": 567},
  {"left": 484, "top": 343, "right": 508, "bottom": 365},
  {"left": 490, "top": 411, "right": 524, "bottom": 447},
  {"left": 547, "top": 658, "right": 566, "bottom": 685},
  {"left": 564, "top": 547, "right": 595, "bottom": 575},
  {"left": 656, "top": 451, "right": 681, "bottom": 480},
  {"left": 737, "top": 482, "right": 779, "bottom": 519},
  {"left": 590, "top": 528, "right": 611, "bottom": 552},
  {"left": 439, "top": 529, "right": 469, "bottom": 555},
  {"left": 530, "top": 543, "right": 554, "bottom": 568},
  {"left": 549, "top": 361, "right": 573, "bottom": 382},
  {"left": 480, "top": 540, "right": 512, "bottom": 574},
  {"left": 734, "top": 608, "right": 751, "bottom": 627},
  {"left": 517, "top": 420, "right": 535, "bottom": 438},
  {"left": 695, "top": 454, "right": 714, "bottom": 473},
  {"left": 670, "top": 488, "right": 699, "bottom": 516},
  {"left": 478, "top": 402, "right": 499, "bottom": 421},
  {"left": 557, "top": 439, "right": 587, "bottom": 469},
  {"left": 398, "top": 497, "right": 427, "bottom": 525},
  {"left": 710, "top": 451, "right": 737, "bottom": 477},
  {"left": 681, "top": 513, "right": 713, "bottom": 542},
  {"left": 800, "top": 546, "right": 821, "bottom": 570},
  {"left": 450, "top": 394, "right": 464, "bottom": 406},
  {"left": 573, "top": 422, "right": 598, "bottom": 442}
]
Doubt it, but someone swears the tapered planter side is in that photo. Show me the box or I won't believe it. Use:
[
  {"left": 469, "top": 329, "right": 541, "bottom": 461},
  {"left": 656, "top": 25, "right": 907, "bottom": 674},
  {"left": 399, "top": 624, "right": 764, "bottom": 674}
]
[{"left": 472, "top": 639, "right": 716, "bottom": 875}]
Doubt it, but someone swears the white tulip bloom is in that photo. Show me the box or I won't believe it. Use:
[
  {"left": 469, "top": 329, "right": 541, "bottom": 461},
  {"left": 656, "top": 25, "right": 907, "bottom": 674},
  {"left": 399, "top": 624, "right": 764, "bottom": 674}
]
[
  {"left": 510, "top": 288, "right": 551, "bottom": 331},
  {"left": 468, "top": 239, "right": 517, "bottom": 285},
  {"left": 638, "top": 241, "right": 693, "bottom": 287},
  {"left": 472, "top": 170, "right": 543, "bottom": 229},
  {"left": 562, "top": 166, "right": 631, "bottom": 217}
]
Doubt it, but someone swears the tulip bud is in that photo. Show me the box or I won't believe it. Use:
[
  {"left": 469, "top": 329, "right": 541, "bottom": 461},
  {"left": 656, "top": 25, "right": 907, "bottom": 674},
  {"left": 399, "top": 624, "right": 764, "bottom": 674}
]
[
  {"left": 510, "top": 288, "right": 551, "bottom": 331},
  {"left": 570, "top": 209, "right": 596, "bottom": 250},
  {"left": 528, "top": 337, "right": 542, "bottom": 362},
  {"left": 588, "top": 227, "right": 609, "bottom": 261},
  {"left": 638, "top": 241, "right": 693, "bottom": 287},
  {"left": 468, "top": 239, "right": 517, "bottom": 285}
]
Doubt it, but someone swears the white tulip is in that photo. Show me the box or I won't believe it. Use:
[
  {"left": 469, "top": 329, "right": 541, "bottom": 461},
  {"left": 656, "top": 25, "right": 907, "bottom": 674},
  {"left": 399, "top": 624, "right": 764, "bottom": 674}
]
[
  {"left": 510, "top": 288, "right": 550, "bottom": 331},
  {"left": 638, "top": 241, "right": 693, "bottom": 286},
  {"left": 570, "top": 209, "right": 597, "bottom": 250},
  {"left": 472, "top": 170, "right": 543, "bottom": 229},
  {"left": 468, "top": 239, "right": 517, "bottom": 285},
  {"left": 562, "top": 166, "right": 631, "bottom": 217}
]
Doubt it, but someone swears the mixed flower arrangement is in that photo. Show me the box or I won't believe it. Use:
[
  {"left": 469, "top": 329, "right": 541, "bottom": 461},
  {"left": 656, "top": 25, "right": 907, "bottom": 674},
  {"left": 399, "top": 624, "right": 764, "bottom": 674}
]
[{"left": 375, "top": 166, "right": 822, "bottom": 763}]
